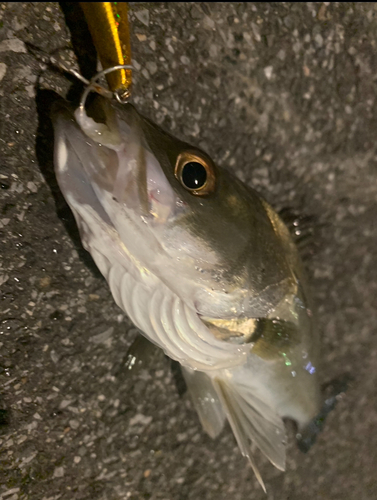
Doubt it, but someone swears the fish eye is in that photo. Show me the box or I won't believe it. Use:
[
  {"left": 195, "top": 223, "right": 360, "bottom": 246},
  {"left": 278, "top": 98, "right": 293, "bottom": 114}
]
[
  {"left": 175, "top": 151, "right": 216, "bottom": 195},
  {"left": 181, "top": 162, "right": 207, "bottom": 189}
]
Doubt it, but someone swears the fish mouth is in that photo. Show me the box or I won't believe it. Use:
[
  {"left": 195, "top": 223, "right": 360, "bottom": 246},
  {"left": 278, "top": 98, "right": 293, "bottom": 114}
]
[
  {"left": 53, "top": 96, "right": 180, "bottom": 227},
  {"left": 52, "top": 100, "right": 115, "bottom": 229}
]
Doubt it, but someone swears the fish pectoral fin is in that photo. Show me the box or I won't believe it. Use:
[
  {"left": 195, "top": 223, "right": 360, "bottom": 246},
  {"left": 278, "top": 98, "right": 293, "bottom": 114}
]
[
  {"left": 181, "top": 367, "right": 226, "bottom": 439},
  {"left": 113, "top": 331, "right": 163, "bottom": 377},
  {"left": 213, "top": 376, "right": 287, "bottom": 492},
  {"left": 250, "top": 318, "right": 300, "bottom": 361}
]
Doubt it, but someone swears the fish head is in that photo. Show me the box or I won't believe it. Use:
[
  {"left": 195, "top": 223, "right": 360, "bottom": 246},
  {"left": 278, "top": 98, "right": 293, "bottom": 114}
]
[{"left": 53, "top": 96, "right": 296, "bottom": 320}]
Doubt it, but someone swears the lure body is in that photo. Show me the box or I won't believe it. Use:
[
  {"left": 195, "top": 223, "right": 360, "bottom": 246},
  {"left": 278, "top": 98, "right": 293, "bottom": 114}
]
[
  {"left": 80, "top": 2, "right": 132, "bottom": 93},
  {"left": 52, "top": 96, "right": 321, "bottom": 488}
]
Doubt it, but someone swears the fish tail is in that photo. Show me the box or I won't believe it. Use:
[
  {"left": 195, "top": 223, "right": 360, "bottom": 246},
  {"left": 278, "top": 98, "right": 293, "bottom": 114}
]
[{"left": 212, "top": 374, "right": 287, "bottom": 492}]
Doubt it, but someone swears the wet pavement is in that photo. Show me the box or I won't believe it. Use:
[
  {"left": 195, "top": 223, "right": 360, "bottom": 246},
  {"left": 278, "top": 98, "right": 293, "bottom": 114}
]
[{"left": 1, "top": 3, "right": 377, "bottom": 499}]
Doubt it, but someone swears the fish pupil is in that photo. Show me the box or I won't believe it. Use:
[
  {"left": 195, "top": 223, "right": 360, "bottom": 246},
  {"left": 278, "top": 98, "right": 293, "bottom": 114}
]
[{"left": 181, "top": 162, "right": 207, "bottom": 190}]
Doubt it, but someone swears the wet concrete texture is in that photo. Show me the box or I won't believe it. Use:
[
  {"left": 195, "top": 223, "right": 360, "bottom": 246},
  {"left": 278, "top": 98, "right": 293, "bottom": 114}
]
[{"left": 1, "top": 3, "right": 377, "bottom": 500}]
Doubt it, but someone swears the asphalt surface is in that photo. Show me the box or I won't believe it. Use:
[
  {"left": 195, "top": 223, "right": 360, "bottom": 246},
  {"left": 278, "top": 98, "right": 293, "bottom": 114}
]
[{"left": 1, "top": 3, "right": 377, "bottom": 500}]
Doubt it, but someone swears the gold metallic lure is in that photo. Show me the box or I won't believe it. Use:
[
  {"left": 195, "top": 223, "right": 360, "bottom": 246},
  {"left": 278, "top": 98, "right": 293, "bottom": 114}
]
[{"left": 80, "top": 2, "right": 132, "bottom": 96}]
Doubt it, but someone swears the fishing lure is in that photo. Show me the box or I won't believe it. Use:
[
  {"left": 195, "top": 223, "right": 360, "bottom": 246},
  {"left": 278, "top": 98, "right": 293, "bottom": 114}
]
[{"left": 79, "top": 2, "right": 132, "bottom": 100}]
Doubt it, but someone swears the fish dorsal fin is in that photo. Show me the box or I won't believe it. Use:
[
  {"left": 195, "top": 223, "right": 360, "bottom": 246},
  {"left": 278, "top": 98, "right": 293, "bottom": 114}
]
[{"left": 213, "top": 376, "right": 286, "bottom": 492}]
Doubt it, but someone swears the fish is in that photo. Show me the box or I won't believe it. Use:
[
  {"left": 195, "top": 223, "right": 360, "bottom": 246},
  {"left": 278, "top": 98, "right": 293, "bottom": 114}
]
[{"left": 52, "top": 95, "right": 322, "bottom": 490}]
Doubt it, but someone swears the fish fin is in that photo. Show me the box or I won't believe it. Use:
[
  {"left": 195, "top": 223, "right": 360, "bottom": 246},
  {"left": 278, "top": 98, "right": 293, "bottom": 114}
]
[
  {"left": 297, "top": 374, "right": 351, "bottom": 453},
  {"left": 181, "top": 367, "right": 226, "bottom": 439},
  {"left": 113, "top": 331, "right": 164, "bottom": 377},
  {"left": 213, "top": 376, "right": 287, "bottom": 492},
  {"left": 170, "top": 360, "right": 188, "bottom": 397},
  {"left": 278, "top": 207, "right": 325, "bottom": 258},
  {"left": 250, "top": 318, "right": 300, "bottom": 361}
]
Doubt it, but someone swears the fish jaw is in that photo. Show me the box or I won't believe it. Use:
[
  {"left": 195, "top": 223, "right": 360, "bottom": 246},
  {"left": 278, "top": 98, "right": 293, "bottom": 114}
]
[{"left": 55, "top": 99, "right": 180, "bottom": 222}]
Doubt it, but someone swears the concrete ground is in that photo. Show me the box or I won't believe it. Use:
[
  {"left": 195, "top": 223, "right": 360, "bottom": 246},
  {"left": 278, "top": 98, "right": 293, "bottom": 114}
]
[{"left": 1, "top": 2, "right": 377, "bottom": 499}]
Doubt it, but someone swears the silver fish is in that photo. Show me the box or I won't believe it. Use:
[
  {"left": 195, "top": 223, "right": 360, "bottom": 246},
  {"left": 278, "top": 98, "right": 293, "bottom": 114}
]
[{"left": 52, "top": 96, "right": 321, "bottom": 489}]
